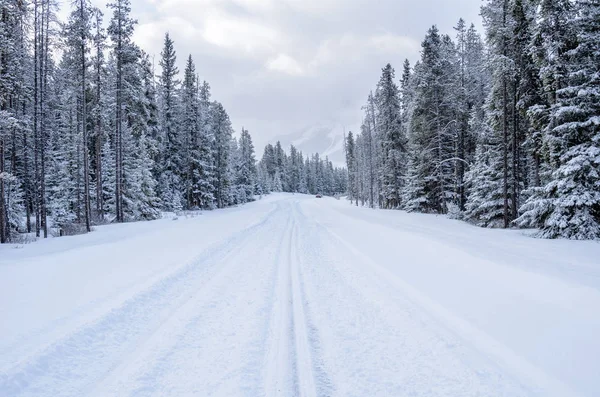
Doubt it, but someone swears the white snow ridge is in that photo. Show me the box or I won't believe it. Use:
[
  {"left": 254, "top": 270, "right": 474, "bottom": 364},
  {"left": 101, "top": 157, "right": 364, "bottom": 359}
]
[{"left": 1, "top": 194, "right": 599, "bottom": 397}]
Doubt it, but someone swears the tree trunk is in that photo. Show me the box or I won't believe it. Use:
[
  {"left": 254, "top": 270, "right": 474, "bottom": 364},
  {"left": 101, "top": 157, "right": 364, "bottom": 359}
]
[
  {"left": 81, "top": 0, "right": 91, "bottom": 233},
  {"left": 33, "top": 0, "right": 40, "bottom": 238},
  {"left": 502, "top": 0, "right": 509, "bottom": 229},
  {"left": 511, "top": 80, "right": 519, "bottom": 222},
  {"left": 1, "top": 6, "right": 8, "bottom": 243},
  {"left": 95, "top": 13, "right": 104, "bottom": 221},
  {"left": 115, "top": 8, "right": 123, "bottom": 223},
  {"left": 24, "top": 131, "right": 31, "bottom": 233},
  {"left": 40, "top": 0, "right": 49, "bottom": 238},
  {"left": 0, "top": 138, "right": 6, "bottom": 243}
]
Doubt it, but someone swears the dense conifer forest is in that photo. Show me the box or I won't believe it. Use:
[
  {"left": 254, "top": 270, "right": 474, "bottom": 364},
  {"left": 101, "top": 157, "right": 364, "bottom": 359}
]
[
  {"left": 0, "top": 0, "right": 346, "bottom": 243},
  {"left": 345, "top": 0, "right": 600, "bottom": 240}
]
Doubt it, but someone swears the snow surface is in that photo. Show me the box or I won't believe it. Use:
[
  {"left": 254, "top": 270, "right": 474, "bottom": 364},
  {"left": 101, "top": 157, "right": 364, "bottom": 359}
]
[{"left": 1, "top": 193, "right": 599, "bottom": 397}]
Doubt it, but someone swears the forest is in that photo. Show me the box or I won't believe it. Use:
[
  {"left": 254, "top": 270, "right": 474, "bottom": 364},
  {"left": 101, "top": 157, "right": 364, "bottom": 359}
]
[
  {"left": 0, "top": 0, "right": 346, "bottom": 243},
  {"left": 345, "top": 0, "right": 600, "bottom": 240}
]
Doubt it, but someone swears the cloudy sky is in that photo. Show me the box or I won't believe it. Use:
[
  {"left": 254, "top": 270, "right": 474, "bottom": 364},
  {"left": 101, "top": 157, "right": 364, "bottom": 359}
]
[{"left": 78, "top": 0, "right": 484, "bottom": 161}]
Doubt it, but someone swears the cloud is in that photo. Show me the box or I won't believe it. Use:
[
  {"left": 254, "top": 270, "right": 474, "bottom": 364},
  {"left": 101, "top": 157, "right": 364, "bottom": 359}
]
[
  {"left": 86, "top": 0, "right": 484, "bottom": 155},
  {"left": 266, "top": 54, "right": 304, "bottom": 76},
  {"left": 202, "top": 12, "right": 280, "bottom": 55},
  {"left": 370, "top": 34, "right": 420, "bottom": 54}
]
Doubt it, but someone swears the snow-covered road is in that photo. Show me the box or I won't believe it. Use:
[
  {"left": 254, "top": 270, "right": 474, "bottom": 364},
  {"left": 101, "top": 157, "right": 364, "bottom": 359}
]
[{"left": 1, "top": 194, "right": 599, "bottom": 396}]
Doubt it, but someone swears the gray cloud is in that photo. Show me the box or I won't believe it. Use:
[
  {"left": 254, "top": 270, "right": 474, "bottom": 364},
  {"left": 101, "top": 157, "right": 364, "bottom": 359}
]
[{"left": 91, "top": 0, "right": 484, "bottom": 163}]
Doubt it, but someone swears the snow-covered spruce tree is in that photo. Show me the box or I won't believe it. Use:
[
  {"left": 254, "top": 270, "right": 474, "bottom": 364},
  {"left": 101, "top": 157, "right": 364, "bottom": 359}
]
[
  {"left": 506, "top": 0, "right": 543, "bottom": 216},
  {"left": 0, "top": 0, "right": 29, "bottom": 241},
  {"left": 47, "top": 50, "right": 82, "bottom": 232},
  {"left": 139, "top": 51, "right": 161, "bottom": 185},
  {"left": 121, "top": 128, "right": 161, "bottom": 220},
  {"left": 2, "top": 173, "right": 25, "bottom": 235},
  {"left": 511, "top": 0, "right": 544, "bottom": 191},
  {"left": 359, "top": 98, "right": 377, "bottom": 208},
  {"left": 189, "top": 80, "right": 216, "bottom": 209},
  {"left": 272, "top": 169, "right": 283, "bottom": 193},
  {"left": 180, "top": 55, "right": 199, "bottom": 209},
  {"left": 236, "top": 128, "right": 257, "bottom": 202},
  {"left": 35, "top": 0, "right": 56, "bottom": 238},
  {"left": 90, "top": 7, "right": 110, "bottom": 221},
  {"left": 454, "top": 19, "right": 470, "bottom": 211},
  {"left": 515, "top": 0, "right": 577, "bottom": 229},
  {"left": 121, "top": 52, "right": 161, "bottom": 221},
  {"left": 210, "top": 102, "right": 233, "bottom": 208},
  {"left": 402, "top": 137, "right": 432, "bottom": 213},
  {"left": 256, "top": 161, "right": 269, "bottom": 196},
  {"left": 107, "top": 4, "right": 161, "bottom": 222},
  {"left": 107, "top": 0, "right": 137, "bottom": 222},
  {"left": 375, "top": 64, "right": 406, "bottom": 209},
  {"left": 404, "top": 27, "right": 458, "bottom": 214},
  {"left": 274, "top": 141, "right": 289, "bottom": 192},
  {"left": 65, "top": 0, "right": 94, "bottom": 233},
  {"left": 100, "top": 139, "right": 116, "bottom": 218},
  {"left": 464, "top": 121, "right": 507, "bottom": 227},
  {"left": 260, "top": 143, "right": 276, "bottom": 189},
  {"left": 298, "top": 154, "right": 308, "bottom": 194},
  {"left": 472, "top": 0, "right": 516, "bottom": 228},
  {"left": 304, "top": 156, "right": 314, "bottom": 194},
  {"left": 517, "top": 0, "right": 600, "bottom": 239},
  {"left": 157, "top": 33, "right": 182, "bottom": 211},
  {"left": 472, "top": 0, "right": 543, "bottom": 229},
  {"left": 287, "top": 145, "right": 301, "bottom": 193},
  {"left": 345, "top": 131, "right": 358, "bottom": 204},
  {"left": 228, "top": 137, "right": 241, "bottom": 205},
  {"left": 454, "top": 19, "right": 488, "bottom": 212},
  {"left": 533, "top": 0, "right": 577, "bottom": 111}
]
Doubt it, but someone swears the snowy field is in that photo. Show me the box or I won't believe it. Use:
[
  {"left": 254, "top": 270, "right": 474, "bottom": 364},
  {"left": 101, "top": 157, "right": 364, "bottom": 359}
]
[{"left": 1, "top": 193, "right": 599, "bottom": 397}]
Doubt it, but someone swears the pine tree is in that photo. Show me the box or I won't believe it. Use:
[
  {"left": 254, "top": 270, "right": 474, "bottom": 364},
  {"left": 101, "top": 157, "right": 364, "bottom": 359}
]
[
  {"left": 181, "top": 55, "right": 199, "bottom": 209},
  {"left": 66, "top": 0, "right": 93, "bottom": 233},
  {"left": 0, "top": 0, "right": 28, "bottom": 241},
  {"left": 237, "top": 128, "right": 257, "bottom": 202},
  {"left": 98, "top": 139, "right": 115, "bottom": 218},
  {"left": 158, "top": 32, "right": 182, "bottom": 211},
  {"left": 517, "top": 0, "right": 600, "bottom": 239},
  {"left": 477, "top": 0, "right": 515, "bottom": 227},
  {"left": 108, "top": 0, "right": 137, "bottom": 222},
  {"left": 465, "top": 123, "right": 506, "bottom": 227},
  {"left": 194, "top": 80, "right": 216, "bottom": 209},
  {"left": 345, "top": 131, "right": 358, "bottom": 205},
  {"left": 210, "top": 102, "right": 232, "bottom": 208},
  {"left": 375, "top": 64, "right": 406, "bottom": 208},
  {"left": 91, "top": 7, "right": 108, "bottom": 221},
  {"left": 404, "top": 27, "right": 458, "bottom": 213}
]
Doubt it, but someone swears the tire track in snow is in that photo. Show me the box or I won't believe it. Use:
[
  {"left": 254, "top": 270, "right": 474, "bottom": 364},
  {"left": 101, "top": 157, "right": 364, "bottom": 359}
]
[
  {"left": 264, "top": 200, "right": 322, "bottom": 397},
  {"left": 292, "top": 203, "right": 335, "bottom": 397},
  {"left": 289, "top": 209, "right": 318, "bottom": 397},
  {"left": 308, "top": 210, "right": 582, "bottom": 397},
  {"left": 91, "top": 204, "right": 293, "bottom": 396},
  {"left": 0, "top": 207, "right": 278, "bottom": 397},
  {"left": 264, "top": 207, "right": 296, "bottom": 396}
]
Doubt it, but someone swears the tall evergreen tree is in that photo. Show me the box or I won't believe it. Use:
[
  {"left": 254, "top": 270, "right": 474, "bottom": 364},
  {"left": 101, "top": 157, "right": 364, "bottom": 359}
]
[
  {"left": 345, "top": 131, "right": 358, "bottom": 205},
  {"left": 375, "top": 64, "right": 406, "bottom": 208},
  {"left": 210, "top": 102, "right": 232, "bottom": 208},
  {"left": 157, "top": 32, "right": 181, "bottom": 211},
  {"left": 107, "top": 0, "right": 136, "bottom": 222},
  {"left": 517, "top": 0, "right": 600, "bottom": 239}
]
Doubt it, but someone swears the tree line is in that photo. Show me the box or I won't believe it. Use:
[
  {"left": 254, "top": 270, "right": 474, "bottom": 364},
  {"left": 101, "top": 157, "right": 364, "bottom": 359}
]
[
  {"left": 0, "top": 0, "right": 341, "bottom": 243},
  {"left": 257, "top": 141, "right": 347, "bottom": 197},
  {"left": 345, "top": 0, "right": 599, "bottom": 240}
]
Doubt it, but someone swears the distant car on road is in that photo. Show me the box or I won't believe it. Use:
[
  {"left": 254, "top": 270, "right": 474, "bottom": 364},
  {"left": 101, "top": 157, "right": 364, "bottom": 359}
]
[{"left": 316, "top": 194, "right": 323, "bottom": 198}]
